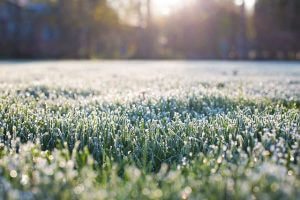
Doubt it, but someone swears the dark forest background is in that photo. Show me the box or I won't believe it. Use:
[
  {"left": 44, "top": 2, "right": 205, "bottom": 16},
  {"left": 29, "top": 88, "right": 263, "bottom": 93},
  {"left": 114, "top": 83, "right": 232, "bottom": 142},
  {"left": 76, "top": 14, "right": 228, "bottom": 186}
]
[{"left": 0, "top": 0, "right": 299, "bottom": 60}]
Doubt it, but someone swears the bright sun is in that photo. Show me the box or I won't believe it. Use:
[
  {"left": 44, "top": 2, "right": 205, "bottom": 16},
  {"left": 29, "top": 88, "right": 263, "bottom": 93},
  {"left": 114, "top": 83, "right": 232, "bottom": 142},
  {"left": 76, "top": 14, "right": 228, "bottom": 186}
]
[
  {"left": 152, "top": 0, "right": 183, "bottom": 16},
  {"left": 235, "top": 0, "right": 256, "bottom": 9},
  {"left": 153, "top": 0, "right": 256, "bottom": 16}
]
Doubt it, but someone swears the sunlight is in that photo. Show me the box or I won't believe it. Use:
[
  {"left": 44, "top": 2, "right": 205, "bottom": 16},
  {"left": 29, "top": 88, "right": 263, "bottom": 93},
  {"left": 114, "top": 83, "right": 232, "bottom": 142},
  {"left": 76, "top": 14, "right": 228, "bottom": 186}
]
[
  {"left": 152, "top": 0, "right": 183, "bottom": 16},
  {"left": 153, "top": 0, "right": 256, "bottom": 16},
  {"left": 235, "top": 0, "right": 256, "bottom": 9}
]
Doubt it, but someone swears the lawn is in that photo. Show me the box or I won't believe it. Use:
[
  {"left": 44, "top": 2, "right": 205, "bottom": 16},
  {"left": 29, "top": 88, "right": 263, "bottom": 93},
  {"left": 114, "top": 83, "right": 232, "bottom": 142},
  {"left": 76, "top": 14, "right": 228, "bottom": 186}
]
[{"left": 0, "top": 61, "right": 299, "bottom": 200}]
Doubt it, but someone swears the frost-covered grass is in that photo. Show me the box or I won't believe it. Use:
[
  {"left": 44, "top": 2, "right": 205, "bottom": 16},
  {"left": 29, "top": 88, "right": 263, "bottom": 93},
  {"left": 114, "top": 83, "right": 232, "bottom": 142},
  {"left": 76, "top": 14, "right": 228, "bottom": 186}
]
[{"left": 0, "top": 61, "right": 299, "bottom": 199}]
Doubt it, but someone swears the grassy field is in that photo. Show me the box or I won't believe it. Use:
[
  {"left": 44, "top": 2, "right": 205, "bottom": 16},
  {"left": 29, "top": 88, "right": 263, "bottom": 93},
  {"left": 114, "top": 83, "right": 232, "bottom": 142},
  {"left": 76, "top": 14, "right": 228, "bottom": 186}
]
[{"left": 0, "top": 61, "right": 299, "bottom": 200}]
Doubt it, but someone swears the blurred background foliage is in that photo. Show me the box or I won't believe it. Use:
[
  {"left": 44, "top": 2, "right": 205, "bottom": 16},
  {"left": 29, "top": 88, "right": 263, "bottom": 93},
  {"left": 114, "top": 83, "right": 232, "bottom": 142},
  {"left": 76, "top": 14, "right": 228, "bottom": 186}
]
[{"left": 0, "top": 0, "right": 299, "bottom": 59}]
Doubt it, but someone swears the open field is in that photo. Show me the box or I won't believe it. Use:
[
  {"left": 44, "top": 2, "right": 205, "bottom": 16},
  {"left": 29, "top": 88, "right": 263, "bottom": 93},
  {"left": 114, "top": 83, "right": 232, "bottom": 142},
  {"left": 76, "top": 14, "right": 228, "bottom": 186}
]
[{"left": 0, "top": 61, "right": 299, "bottom": 200}]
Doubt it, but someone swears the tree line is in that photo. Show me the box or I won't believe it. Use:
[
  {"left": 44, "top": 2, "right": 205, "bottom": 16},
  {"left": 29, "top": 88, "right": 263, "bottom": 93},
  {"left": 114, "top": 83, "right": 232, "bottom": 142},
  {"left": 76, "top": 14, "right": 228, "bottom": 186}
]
[{"left": 0, "top": 0, "right": 299, "bottom": 59}]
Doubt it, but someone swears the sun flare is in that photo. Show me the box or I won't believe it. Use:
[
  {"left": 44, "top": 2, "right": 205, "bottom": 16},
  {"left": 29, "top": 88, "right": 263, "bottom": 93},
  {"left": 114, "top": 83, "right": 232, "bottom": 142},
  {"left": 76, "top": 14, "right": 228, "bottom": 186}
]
[
  {"left": 235, "top": 0, "right": 256, "bottom": 9},
  {"left": 152, "top": 0, "right": 183, "bottom": 16},
  {"left": 153, "top": 0, "right": 256, "bottom": 16}
]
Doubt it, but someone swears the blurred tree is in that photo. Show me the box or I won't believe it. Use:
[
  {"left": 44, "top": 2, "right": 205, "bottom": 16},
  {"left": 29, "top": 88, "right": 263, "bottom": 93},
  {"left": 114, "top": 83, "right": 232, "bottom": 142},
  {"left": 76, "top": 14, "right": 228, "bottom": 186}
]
[
  {"left": 56, "top": 0, "right": 120, "bottom": 58},
  {"left": 109, "top": 0, "right": 157, "bottom": 58},
  {"left": 254, "top": 0, "right": 300, "bottom": 59},
  {"left": 164, "top": 0, "right": 241, "bottom": 59}
]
